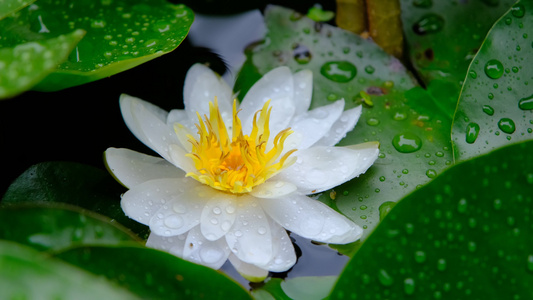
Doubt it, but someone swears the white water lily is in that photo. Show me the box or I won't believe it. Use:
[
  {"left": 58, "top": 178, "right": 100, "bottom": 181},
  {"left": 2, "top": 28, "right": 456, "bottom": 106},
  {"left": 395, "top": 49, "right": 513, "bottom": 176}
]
[{"left": 105, "top": 64, "right": 379, "bottom": 281}]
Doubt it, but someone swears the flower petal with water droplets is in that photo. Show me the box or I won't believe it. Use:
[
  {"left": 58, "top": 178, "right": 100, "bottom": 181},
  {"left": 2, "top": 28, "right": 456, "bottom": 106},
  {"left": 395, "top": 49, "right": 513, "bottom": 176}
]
[
  {"left": 226, "top": 197, "right": 273, "bottom": 266},
  {"left": 289, "top": 100, "right": 344, "bottom": 150},
  {"left": 250, "top": 181, "right": 297, "bottom": 199},
  {"left": 258, "top": 193, "right": 363, "bottom": 244},
  {"left": 146, "top": 232, "right": 187, "bottom": 257},
  {"left": 314, "top": 105, "right": 362, "bottom": 147},
  {"left": 292, "top": 69, "right": 313, "bottom": 116},
  {"left": 183, "top": 64, "right": 233, "bottom": 124},
  {"left": 183, "top": 226, "right": 231, "bottom": 269},
  {"left": 105, "top": 148, "right": 185, "bottom": 189},
  {"left": 276, "top": 142, "right": 380, "bottom": 194},
  {"left": 149, "top": 184, "right": 214, "bottom": 236},
  {"left": 121, "top": 177, "right": 192, "bottom": 225},
  {"left": 256, "top": 219, "right": 296, "bottom": 272},
  {"left": 200, "top": 194, "right": 238, "bottom": 241}
]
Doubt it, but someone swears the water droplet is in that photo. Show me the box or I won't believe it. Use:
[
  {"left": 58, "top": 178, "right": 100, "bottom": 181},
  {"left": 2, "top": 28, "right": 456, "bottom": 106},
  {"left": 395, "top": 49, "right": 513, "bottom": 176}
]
[
  {"left": 519, "top": 94, "right": 533, "bottom": 110},
  {"left": 412, "top": 14, "right": 445, "bottom": 35},
  {"left": 437, "top": 258, "right": 447, "bottom": 271},
  {"left": 402, "top": 169, "right": 409, "bottom": 174},
  {"left": 364, "top": 65, "right": 375, "bottom": 74},
  {"left": 511, "top": 4, "right": 525, "bottom": 18},
  {"left": 90, "top": 20, "right": 106, "bottom": 28},
  {"left": 225, "top": 206, "right": 235, "bottom": 214},
  {"left": 164, "top": 215, "right": 183, "bottom": 229},
  {"left": 426, "top": 169, "right": 437, "bottom": 178},
  {"left": 484, "top": 59, "right": 504, "bottom": 79},
  {"left": 493, "top": 198, "right": 502, "bottom": 210},
  {"left": 469, "top": 70, "right": 477, "bottom": 79},
  {"left": 393, "top": 111, "right": 407, "bottom": 121},
  {"left": 379, "top": 201, "right": 396, "bottom": 221},
  {"left": 482, "top": 105, "right": 495, "bottom": 116},
  {"left": 404, "top": 278, "right": 416, "bottom": 295},
  {"left": 377, "top": 269, "right": 394, "bottom": 286},
  {"left": 257, "top": 227, "right": 267, "bottom": 235},
  {"left": 414, "top": 250, "right": 426, "bottom": 263},
  {"left": 527, "top": 255, "right": 533, "bottom": 272},
  {"left": 212, "top": 207, "right": 221, "bottom": 215},
  {"left": 457, "top": 198, "right": 468, "bottom": 213},
  {"left": 379, "top": 176, "right": 386, "bottom": 182},
  {"left": 468, "top": 241, "right": 477, "bottom": 252},
  {"left": 366, "top": 118, "right": 380, "bottom": 126},
  {"left": 234, "top": 230, "right": 243, "bottom": 237},
  {"left": 498, "top": 118, "right": 516, "bottom": 134},
  {"left": 435, "top": 151, "right": 444, "bottom": 157},
  {"left": 392, "top": 132, "right": 422, "bottom": 153},
  {"left": 488, "top": 93, "right": 494, "bottom": 100},
  {"left": 320, "top": 61, "right": 357, "bottom": 83},
  {"left": 293, "top": 43, "right": 312, "bottom": 64},
  {"left": 465, "top": 122, "right": 480, "bottom": 144}
]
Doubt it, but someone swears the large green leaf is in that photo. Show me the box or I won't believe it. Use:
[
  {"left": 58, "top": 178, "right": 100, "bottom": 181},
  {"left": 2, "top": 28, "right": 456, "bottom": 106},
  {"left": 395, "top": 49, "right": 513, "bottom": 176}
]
[
  {"left": 0, "top": 205, "right": 138, "bottom": 252},
  {"left": 0, "top": 0, "right": 35, "bottom": 20},
  {"left": 0, "top": 240, "right": 139, "bottom": 299},
  {"left": 1, "top": 162, "right": 149, "bottom": 238},
  {"left": 330, "top": 140, "right": 533, "bottom": 299},
  {"left": 0, "top": 0, "right": 193, "bottom": 91},
  {"left": 239, "top": 5, "right": 454, "bottom": 245},
  {"left": 0, "top": 29, "right": 85, "bottom": 99},
  {"left": 55, "top": 245, "right": 253, "bottom": 299},
  {"left": 452, "top": 0, "right": 533, "bottom": 162},
  {"left": 400, "top": 0, "right": 516, "bottom": 90}
]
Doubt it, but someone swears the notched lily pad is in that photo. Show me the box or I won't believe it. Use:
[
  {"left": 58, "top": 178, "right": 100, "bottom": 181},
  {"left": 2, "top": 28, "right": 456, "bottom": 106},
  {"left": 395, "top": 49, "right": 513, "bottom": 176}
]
[
  {"left": 0, "top": 29, "right": 85, "bottom": 99},
  {"left": 452, "top": 0, "right": 533, "bottom": 162},
  {"left": 0, "top": 0, "right": 193, "bottom": 91},
  {"left": 238, "top": 5, "right": 453, "bottom": 245}
]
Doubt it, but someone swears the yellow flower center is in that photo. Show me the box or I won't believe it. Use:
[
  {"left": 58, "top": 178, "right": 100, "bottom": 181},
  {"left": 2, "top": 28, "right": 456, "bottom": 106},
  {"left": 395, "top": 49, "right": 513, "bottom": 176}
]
[{"left": 179, "top": 99, "right": 297, "bottom": 194}]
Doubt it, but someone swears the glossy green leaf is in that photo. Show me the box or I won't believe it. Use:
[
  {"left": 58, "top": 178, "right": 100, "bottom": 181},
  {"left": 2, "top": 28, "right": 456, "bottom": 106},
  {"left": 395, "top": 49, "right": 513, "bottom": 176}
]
[
  {"left": 2, "top": 162, "right": 149, "bottom": 238},
  {"left": 0, "top": 240, "right": 139, "bottom": 299},
  {"left": 0, "top": 29, "right": 85, "bottom": 99},
  {"left": 0, "top": 0, "right": 193, "bottom": 92},
  {"left": 239, "top": 5, "right": 453, "bottom": 245},
  {"left": 55, "top": 245, "right": 253, "bottom": 300},
  {"left": 452, "top": 0, "right": 533, "bottom": 162},
  {"left": 0, "top": 205, "right": 138, "bottom": 252},
  {"left": 0, "top": 0, "right": 36, "bottom": 20},
  {"left": 330, "top": 140, "right": 533, "bottom": 299},
  {"left": 400, "top": 0, "right": 515, "bottom": 90}
]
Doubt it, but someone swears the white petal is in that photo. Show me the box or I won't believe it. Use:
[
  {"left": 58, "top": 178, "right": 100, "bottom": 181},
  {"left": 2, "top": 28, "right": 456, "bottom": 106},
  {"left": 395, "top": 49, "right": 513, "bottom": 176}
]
[
  {"left": 225, "top": 197, "right": 273, "bottom": 266},
  {"left": 292, "top": 69, "right": 313, "bottom": 116},
  {"left": 167, "top": 109, "right": 197, "bottom": 135},
  {"left": 149, "top": 183, "right": 214, "bottom": 236},
  {"left": 256, "top": 220, "right": 296, "bottom": 272},
  {"left": 104, "top": 148, "right": 185, "bottom": 189},
  {"left": 183, "top": 226, "right": 231, "bottom": 269},
  {"left": 200, "top": 194, "right": 238, "bottom": 241},
  {"left": 121, "top": 177, "right": 193, "bottom": 225},
  {"left": 276, "top": 142, "right": 380, "bottom": 194},
  {"left": 183, "top": 64, "right": 233, "bottom": 124},
  {"left": 228, "top": 254, "right": 269, "bottom": 283},
  {"left": 120, "top": 94, "right": 179, "bottom": 165},
  {"left": 314, "top": 105, "right": 362, "bottom": 147},
  {"left": 146, "top": 232, "right": 187, "bottom": 257},
  {"left": 240, "top": 67, "right": 295, "bottom": 134},
  {"left": 289, "top": 100, "right": 344, "bottom": 150},
  {"left": 250, "top": 181, "right": 297, "bottom": 199},
  {"left": 258, "top": 193, "right": 363, "bottom": 244}
]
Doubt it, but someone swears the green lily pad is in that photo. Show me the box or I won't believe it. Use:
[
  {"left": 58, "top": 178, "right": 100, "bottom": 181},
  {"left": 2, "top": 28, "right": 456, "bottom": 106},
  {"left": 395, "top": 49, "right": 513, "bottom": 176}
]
[
  {"left": 0, "top": 0, "right": 36, "bottom": 20},
  {"left": 0, "top": 204, "right": 139, "bottom": 252},
  {"left": 55, "top": 245, "right": 253, "bottom": 299},
  {"left": 452, "top": 0, "right": 533, "bottom": 162},
  {"left": 330, "top": 140, "right": 533, "bottom": 299},
  {"left": 239, "top": 5, "right": 453, "bottom": 245},
  {"left": 2, "top": 162, "right": 149, "bottom": 239},
  {"left": 0, "top": 240, "right": 139, "bottom": 299},
  {"left": 0, "top": 0, "right": 193, "bottom": 92},
  {"left": 400, "top": 0, "right": 516, "bottom": 90},
  {"left": 0, "top": 29, "right": 85, "bottom": 99}
]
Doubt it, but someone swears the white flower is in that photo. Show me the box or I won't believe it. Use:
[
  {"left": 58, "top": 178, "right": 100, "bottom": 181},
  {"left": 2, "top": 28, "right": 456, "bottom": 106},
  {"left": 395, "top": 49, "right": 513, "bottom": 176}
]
[{"left": 105, "top": 64, "right": 379, "bottom": 281}]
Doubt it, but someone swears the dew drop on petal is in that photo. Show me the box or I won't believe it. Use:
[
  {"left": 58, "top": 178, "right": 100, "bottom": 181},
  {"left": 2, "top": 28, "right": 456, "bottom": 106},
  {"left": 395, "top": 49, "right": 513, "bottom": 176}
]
[{"left": 164, "top": 215, "right": 184, "bottom": 229}]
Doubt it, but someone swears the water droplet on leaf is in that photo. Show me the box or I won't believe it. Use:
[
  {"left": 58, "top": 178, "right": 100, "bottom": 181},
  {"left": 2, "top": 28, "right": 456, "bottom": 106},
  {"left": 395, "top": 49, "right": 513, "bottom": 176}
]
[
  {"left": 465, "top": 122, "right": 480, "bottom": 144},
  {"left": 498, "top": 118, "right": 516, "bottom": 134},
  {"left": 484, "top": 59, "right": 504, "bottom": 79},
  {"left": 392, "top": 132, "right": 422, "bottom": 153},
  {"left": 320, "top": 61, "right": 357, "bottom": 82}
]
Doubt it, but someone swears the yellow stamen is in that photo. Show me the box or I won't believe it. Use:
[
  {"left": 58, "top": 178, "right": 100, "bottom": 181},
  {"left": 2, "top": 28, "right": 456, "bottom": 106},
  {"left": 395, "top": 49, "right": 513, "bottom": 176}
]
[{"left": 177, "top": 98, "right": 297, "bottom": 194}]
